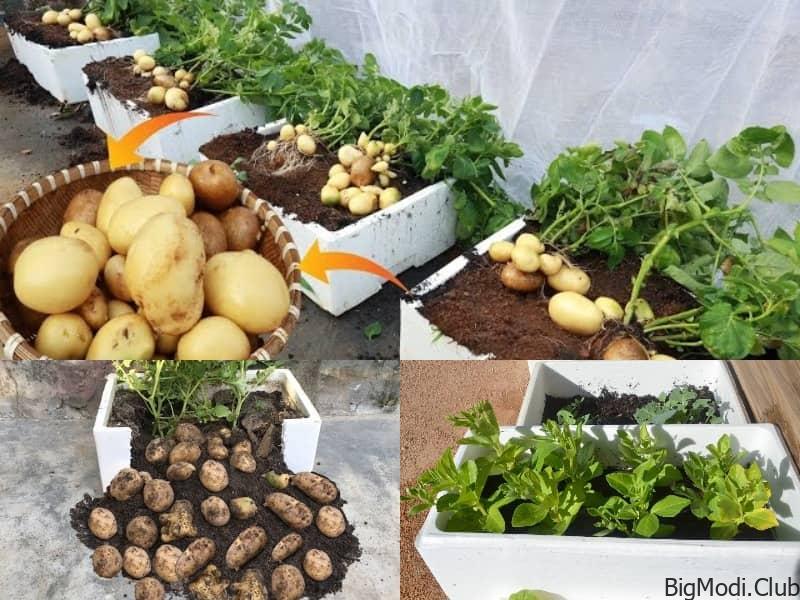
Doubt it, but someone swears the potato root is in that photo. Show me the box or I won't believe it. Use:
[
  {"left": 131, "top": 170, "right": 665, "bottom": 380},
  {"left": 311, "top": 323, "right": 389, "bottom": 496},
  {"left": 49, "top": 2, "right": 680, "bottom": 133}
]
[
  {"left": 199, "top": 460, "right": 229, "bottom": 492},
  {"left": 176, "top": 537, "right": 216, "bottom": 580},
  {"left": 225, "top": 526, "right": 268, "bottom": 570},
  {"left": 126, "top": 515, "right": 158, "bottom": 549},
  {"left": 142, "top": 479, "right": 174, "bottom": 512},
  {"left": 272, "top": 533, "right": 303, "bottom": 561},
  {"left": 230, "top": 497, "right": 258, "bottom": 520},
  {"left": 88, "top": 507, "right": 117, "bottom": 540},
  {"left": 160, "top": 499, "right": 198, "bottom": 542},
  {"left": 292, "top": 472, "right": 338, "bottom": 504},
  {"left": 92, "top": 544, "right": 123, "bottom": 578},
  {"left": 316, "top": 505, "right": 347, "bottom": 538},
  {"left": 264, "top": 493, "right": 313, "bottom": 530},
  {"left": 134, "top": 577, "right": 165, "bottom": 600},
  {"left": 109, "top": 468, "right": 144, "bottom": 501},
  {"left": 153, "top": 544, "right": 182, "bottom": 583},
  {"left": 201, "top": 496, "right": 231, "bottom": 527},
  {"left": 271, "top": 564, "right": 305, "bottom": 600},
  {"left": 303, "top": 549, "right": 333, "bottom": 582},
  {"left": 123, "top": 545, "right": 152, "bottom": 579}
]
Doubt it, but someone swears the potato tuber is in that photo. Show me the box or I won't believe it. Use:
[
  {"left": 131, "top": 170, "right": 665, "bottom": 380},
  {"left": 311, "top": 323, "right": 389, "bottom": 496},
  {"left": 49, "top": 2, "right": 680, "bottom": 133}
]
[
  {"left": 170, "top": 441, "right": 202, "bottom": 465},
  {"left": 303, "top": 549, "right": 333, "bottom": 582},
  {"left": 271, "top": 564, "right": 305, "bottom": 600},
  {"left": 166, "top": 461, "right": 197, "bottom": 481},
  {"left": 145, "top": 437, "right": 175, "bottom": 464},
  {"left": 126, "top": 515, "right": 158, "bottom": 549},
  {"left": 123, "top": 545, "right": 152, "bottom": 579},
  {"left": 134, "top": 578, "right": 165, "bottom": 600},
  {"left": 225, "top": 526, "right": 268, "bottom": 570},
  {"left": 201, "top": 496, "right": 231, "bottom": 527},
  {"left": 92, "top": 544, "right": 123, "bottom": 578},
  {"left": 199, "top": 460, "right": 229, "bottom": 492},
  {"left": 88, "top": 507, "right": 117, "bottom": 540},
  {"left": 109, "top": 468, "right": 144, "bottom": 501},
  {"left": 271, "top": 533, "right": 303, "bottom": 561},
  {"left": 143, "top": 479, "right": 174, "bottom": 512},
  {"left": 152, "top": 544, "right": 182, "bottom": 583},
  {"left": 230, "top": 497, "right": 258, "bottom": 520},
  {"left": 292, "top": 472, "right": 338, "bottom": 504},
  {"left": 232, "top": 570, "right": 268, "bottom": 600},
  {"left": 316, "top": 505, "right": 347, "bottom": 538},
  {"left": 174, "top": 422, "right": 205, "bottom": 444},
  {"left": 264, "top": 493, "right": 313, "bottom": 530},
  {"left": 188, "top": 564, "right": 229, "bottom": 600},
  {"left": 160, "top": 499, "right": 198, "bottom": 542},
  {"left": 176, "top": 537, "right": 216, "bottom": 580}
]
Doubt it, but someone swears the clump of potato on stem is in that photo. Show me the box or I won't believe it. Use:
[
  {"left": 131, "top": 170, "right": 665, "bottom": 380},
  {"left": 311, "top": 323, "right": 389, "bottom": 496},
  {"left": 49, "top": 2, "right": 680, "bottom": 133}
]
[
  {"left": 131, "top": 49, "right": 195, "bottom": 112},
  {"left": 41, "top": 8, "right": 113, "bottom": 44}
]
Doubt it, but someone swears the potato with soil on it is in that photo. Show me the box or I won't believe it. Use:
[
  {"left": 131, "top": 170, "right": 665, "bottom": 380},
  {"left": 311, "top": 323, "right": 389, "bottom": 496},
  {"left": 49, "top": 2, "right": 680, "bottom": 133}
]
[
  {"left": 139, "top": 471, "right": 153, "bottom": 482},
  {"left": 201, "top": 496, "right": 231, "bottom": 527},
  {"left": 199, "top": 459, "right": 229, "bottom": 492},
  {"left": 6, "top": 237, "right": 39, "bottom": 274},
  {"left": 292, "top": 472, "right": 338, "bottom": 504},
  {"left": 316, "top": 505, "right": 347, "bottom": 538},
  {"left": 175, "top": 537, "right": 216, "bottom": 580},
  {"left": 500, "top": 263, "right": 545, "bottom": 293},
  {"left": 160, "top": 499, "right": 198, "bottom": 542},
  {"left": 134, "top": 577, "right": 165, "bottom": 600},
  {"left": 265, "top": 471, "right": 290, "bottom": 489},
  {"left": 188, "top": 564, "right": 229, "bottom": 600},
  {"left": 220, "top": 207, "right": 260, "bottom": 250},
  {"left": 109, "top": 467, "right": 144, "bottom": 501},
  {"left": 152, "top": 544, "right": 182, "bottom": 583},
  {"left": 272, "top": 532, "right": 303, "bottom": 561},
  {"left": 232, "top": 440, "right": 252, "bottom": 454},
  {"left": 191, "top": 211, "right": 229, "bottom": 258},
  {"left": 230, "top": 450, "right": 257, "bottom": 473},
  {"left": 174, "top": 422, "right": 205, "bottom": 444},
  {"left": 271, "top": 564, "right": 305, "bottom": 600},
  {"left": 230, "top": 497, "right": 257, "bottom": 520},
  {"left": 142, "top": 478, "right": 174, "bottom": 512},
  {"left": 190, "top": 160, "right": 241, "bottom": 212},
  {"left": 303, "top": 549, "right": 333, "bottom": 582},
  {"left": 145, "top": 437, "right": 176, "bottom": 464},
  {"left": 123, "top": 545, "right": 152, "bottom": 578},
  {"left": 126, "top": 515, "right": 158, "bottom": 549},
  {"left": 166, "top": 461, "right": 196, "bottom": 481},
  {"left": 87, "top": 507, "right": 117, "bottom": 540},
  {"left": 78, "top": 287, "right": 109, "bottom": 331},
  {"left": 169, "top": 441, "right": 202, "bottom": 464},
  {"left": 176, "top": 316, "right": 251, "bottom": 360},
  {"left": 225, "top": 526, "right": 268, "bottom": 570},
  {"left": 86, "top": 314, "right": 155, "bottom": 359},
  {"left": 207, "top": 436, "right": 229, "bottom": 460},
  {"left": 63, "top": 189, "right": 102, "bottom": 225},
  {"left": 232, "top": 569, "right": 267, "bottom": 600},
  {"left": 264, "top": 493, "right": 313, "bottom": 530},
  {"left": 34, "top": 313, "right": 93, "bottom": 359},
  {"left": 92, "top": 544, "right": 123, "bottom": 578}
]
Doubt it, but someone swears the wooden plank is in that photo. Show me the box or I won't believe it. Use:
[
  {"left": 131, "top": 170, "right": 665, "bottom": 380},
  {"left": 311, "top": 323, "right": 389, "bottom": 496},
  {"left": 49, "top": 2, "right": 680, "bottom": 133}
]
[{"left": 730, "top": 360, "right": 800, "bottom": 466}]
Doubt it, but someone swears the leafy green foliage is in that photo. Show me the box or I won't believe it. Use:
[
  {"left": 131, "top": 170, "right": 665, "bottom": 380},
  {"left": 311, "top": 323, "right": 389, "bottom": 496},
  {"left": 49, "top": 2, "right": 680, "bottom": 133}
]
[
  {"left": 509, "top": 591, "right": 546, "bottom": 600},
  {"left": 633, "top": 386, "right": 721, "bottom": 425},
  {"left": 363, "top": 321, "right": 383, "bottom": 340}
]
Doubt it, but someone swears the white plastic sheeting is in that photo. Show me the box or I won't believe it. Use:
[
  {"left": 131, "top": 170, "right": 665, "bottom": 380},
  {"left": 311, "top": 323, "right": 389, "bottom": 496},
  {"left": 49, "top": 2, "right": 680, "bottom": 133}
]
[{"left": 303, "top": 0, "right": 800, "bottom": 233}]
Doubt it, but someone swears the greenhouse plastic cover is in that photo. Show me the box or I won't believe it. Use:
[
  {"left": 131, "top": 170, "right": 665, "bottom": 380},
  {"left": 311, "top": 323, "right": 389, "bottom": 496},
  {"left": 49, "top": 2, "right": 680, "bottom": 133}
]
[{"left": 303, "top": 0, "right": 800, "bottom": 233}]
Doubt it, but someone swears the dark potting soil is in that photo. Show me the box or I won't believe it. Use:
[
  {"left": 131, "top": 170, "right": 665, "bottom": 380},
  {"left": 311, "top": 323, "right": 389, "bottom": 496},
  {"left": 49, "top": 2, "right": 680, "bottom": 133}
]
[
  {"left": 6, "top": 12, "right": 120, "bottom": 49},
  {"left": 200, "top": 130, "right": 429, "bottom": 231},
  {"left": 74, "top": 389, "right": 360, "bottom": 599},
  {"left": 58, "top": 124, "right": 108, "bottom": 166},
  {"left": 541, "top": 385, "right": 718, "bottom": 425},
  {"left": 417, "top": 249, "right": 697, "bottom": 359},
  {"left": 0, "top": 58, "right": 55, "bottom": 105},
  {"left": 83, "top": 57, "right": 221, "bottom": 117}
]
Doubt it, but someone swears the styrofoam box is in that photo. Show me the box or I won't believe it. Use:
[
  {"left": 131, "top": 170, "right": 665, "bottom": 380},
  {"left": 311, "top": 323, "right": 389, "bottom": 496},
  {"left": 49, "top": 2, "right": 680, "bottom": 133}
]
[
  {"left": 400, "top": 218, "right": 525, "bottom": 359},
  {"left": 416, "top": 424, "right": 800, "bottom": 600},
  {"left": 84, "top": 74, "right": 267, "bottom": 163},
  {"left": 518, "top": 360, "right": 750, "bottom": 426},
  {"left": 5, "top": 25, "right": 159, "bottom": 104},
  {"left": 93, "top": 368, "right": 321, "bottom": 489}
]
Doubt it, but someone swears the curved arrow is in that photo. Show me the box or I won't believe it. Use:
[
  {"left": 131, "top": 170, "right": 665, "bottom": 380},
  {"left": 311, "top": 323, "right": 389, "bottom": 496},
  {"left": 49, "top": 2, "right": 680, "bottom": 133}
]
[{"left": 300, "top": 240, "right": 408, "bottom": 292}]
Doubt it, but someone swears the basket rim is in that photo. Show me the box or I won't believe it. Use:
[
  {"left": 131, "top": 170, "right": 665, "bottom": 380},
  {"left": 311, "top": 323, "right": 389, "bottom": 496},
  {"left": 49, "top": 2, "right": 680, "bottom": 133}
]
[{"left": 0, "top": 158, "right": 302, "bottom": 360}]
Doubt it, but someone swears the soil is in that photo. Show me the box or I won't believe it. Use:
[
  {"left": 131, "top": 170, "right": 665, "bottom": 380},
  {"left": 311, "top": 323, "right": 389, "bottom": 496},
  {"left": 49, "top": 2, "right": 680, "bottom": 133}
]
[
  {"left": 417, "top": 248, "right": 697, "bottom": 359},
  {"left": 6, "top": 12, "right": 120, "bottom": 49},
  {"left": 83, "top": 57, "right": 221, "bottom": 117},
  {"left": 58, "top": 124, "right": 107, "bottom": 166},
  {"left": 200, "top": 130, "right": 429, "bottom": 231},
  {"left": 72, "top": 389, "right": 361, "bottom": 599},
  {"left": 541, "top": 385, "right": 718, "bottom": 425},
  {"left": 0, "top": 57, "right": 54, "bottom": 105}
]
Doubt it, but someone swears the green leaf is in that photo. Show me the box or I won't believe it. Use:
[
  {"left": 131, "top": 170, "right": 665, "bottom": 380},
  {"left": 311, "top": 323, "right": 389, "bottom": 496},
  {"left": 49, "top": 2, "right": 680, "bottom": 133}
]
[
  {"left": 765, "top": 181, "right": 800, "bottom": 203},
  {"left": 363, "top": 321, "right": 383, "bottom": 340},
  {"left": 452, "top": 156, "right": 479, "bottom": 180},
  {"left": 634, "top": 513, "right": 660, "bottom": 537},
  {"left": 685, "top": 140, "right": 711, "bottom": 179},
  {"left": 212, "top": 404, "right": 232, "bottom": 418},
  {"left": 710, "top": 522, "right": 739, "bottom": 540},
  {"left": 774, "top": 133, "right": 795, "bottom": 167},
  {"left": 663, "top": 126, "right": 686, "bottom": 160},
  {"left": 699, "top": 303, "right": 756, "bottom": 359},
  {"left": 710, "top": 494, "right": 742, "bottom": 523},
  {"left": 509, "top": 591, "right": 546, "bottom": 600},
  {"left": 606, "top": 472, "right": 635, "bottom": 497},
  {"left": 511, "top": 502, "right": 549, "bottom": 528},
  {"left": 707, "top": 145, "right": 752, "bottom": 178},
  {"left": 651, "top": 495, "right": 691, "bottom": 518},
  {"left": 739, "top": 126, "right": 781, "bottom": 144},
  {"left": 422, "top": 145, "right": 450, "bottom": 179},
  {"left": 484, "top": 504, "right": 506, "bottom": 533},
  {"left": 744, "top": 508, "right": 779, "bottom": 531}
]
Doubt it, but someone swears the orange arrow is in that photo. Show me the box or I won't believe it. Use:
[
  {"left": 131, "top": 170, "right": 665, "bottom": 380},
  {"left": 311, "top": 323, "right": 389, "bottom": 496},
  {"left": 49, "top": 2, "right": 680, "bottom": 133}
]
[
  {"left": 107, "top": 111, "right": 214, "bottom": 168},
  {"left": 300, "top": 240, "right": 408, "bottom": 292}
]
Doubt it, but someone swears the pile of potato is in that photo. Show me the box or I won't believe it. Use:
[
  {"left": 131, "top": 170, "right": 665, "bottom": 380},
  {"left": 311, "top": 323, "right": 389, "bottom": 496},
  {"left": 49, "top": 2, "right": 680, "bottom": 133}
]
[
  {"left": 8, "top": 160, "right": 290, "bottom": 360},
  {"left": 41, "top": 8, "right": 113, "bottom": 44},
  {"left": 87, "top": 423, "right": 345, "bottom": 600},
  {"left": 132, "top": 49, "right": 194, "bottom": 112}
]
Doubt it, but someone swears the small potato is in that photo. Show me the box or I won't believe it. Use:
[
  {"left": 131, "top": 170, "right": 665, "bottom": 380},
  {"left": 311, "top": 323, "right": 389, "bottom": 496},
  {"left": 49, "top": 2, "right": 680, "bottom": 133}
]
[
  {"left": 124, "top": 546, "right": 151, "bottom": 579},
  {"left": 64, "top": 189, "right": 102, "bottom": 225},
  {"left": 320, "top": 185, "right": 340, "bottom": 206},
  {"left": 303, "top": 549, "right": 333, "bottom": 582},
  {"left": 337, "top": 145, "right": 362, "bottom": 168},
  {"left": 159, "top": 173, "right": 196, "bottom": 215},
  {"left": 271, "top": 564, "right": 305, "bottom": 600},
  {"left": 315, "top": 505, "right": 346, "bottom": 538},
  {"left": 230, "top": 497, "right": 257, "bottom": 520},
  {"left": 350, "top": 155, "right": 376, "bottom": 187},
  {"left": 548, "top": 291, "right": 604, "bottom": 336},
  {"left": 296, "top": 134, "right": 316, "bottom": 155},
  {"left": 85, "top": 13, "right": 102, "bottom": 30},
  {"left": 153, "top": 74, "right": 176, "bottom": 89},
  {"left": 93, "top": 26, "right": 112, "bottom": 42},
  {"left": 145, "top": 437, "right": 175, "bottom": 464},
  {"left": 516, "top": 233, "right": 545, "bottom": 253},
  {"left": 139, "top": 471, "right": 153, "bottom": 482},
  {"left": 104, "top": 255, "right": 132, "bottom": 302},
  {"left": 500, "top": 263, "right": 544, "bottom": 293},
  {"left": 328, "top": 163, "right": 346, "bottom": 177},
  {"left": 199, "top": 460, "right": 229, "bottom": 492},
  {"left": 272, "top": 533, "right": 303, "bottom": 561},
  {"left": 160, "top": 499, "right": 198, "bottom": 542},
  {"left": 142, "top": 479, "right": 174, "bottom": 513},
  {"left": 108, "top": 299, "right": 135, "bottom": 319},
  {"left": 225, "top": 526, "right": 268, "bottom": 570},
  {"left": 232, "top": 440, "right": 252, "bottom": 454},
  {"left": 42, "top": 10, "right": 59, "bottom": 24},
  {"left": 175, "top": 537, "right": 216, "bottom": 580},
  {"left": 170, "top": 441, "right": 202, "bottom": 464},
  {"left": 539, "top": 253, "right": 563, "bottom": 276},
  {"left": 126, "top": 515, "right": 158, "bottom": 549},
  {"left": 201, "top": 496, "right": 230, "bottom": 527},
  {"left": 107, "top": 194, "right": 186, "bottom": 255},
  {"left": 651, "top": 353, "right": 676, "bottom": 361},
  {"left": 292, "top": 473, "right": 338, "bottom": 504},
  {"left": 92, "top": 545, "right": 122, "bottom": 578},
  {"left": 86, "top": 314, "right": 155, "bottom": 360},
  {"left": 511, "top": 245, "right": 540, "bottom": 273},
  {"left": 135, "top": 577, "right": 165, "bottom": 600},
  {"left": 230, "top": 451, "right": 256, "bottom": 473},
  {"left": 147, "top": 86, "right": 166, "bottom": 105},
  {"left": 6, "top": 237, "right": 39, "bottom": 274},
  {"left": 97, "top": 177, "right": 143, "bottom": 234},
  {"left": 35, "top": 313, "right": 93, "bottom": 359},
  {"left": 190, "top": 160, "right": 240, "bottom": 212},
  {"left": 379, "top": 187, "right": 401, "bottom": 209},
  {"left": 264, "top": 493, "right": 313, "bottom": 530},
  {"left": 602, "top": 336, "right": 650, "bottom": 360},
  {"left": 137, "top": 55, "right": 156, "bottom": 72},
  {"left": 595, "top": 296, "right": 624, "bottom": 321},
  {"left": 78, "top": 287, "right": 109, "bottom": 330},
  {"left": 232, "top": 570, "right": 267, "bottom": 600},
  {"left": 327, "top": 172, "right": 351, "bottom": 190},
  {"left": 348, "top": 192, "right": 377, "bottom": 216},
  {"left": 60, "top": 221, "right": 111, "bottom": 268},
  {"left": 176, "top": 316, "right": 251, "bottom": 360},
  {"left": 156, "top": 333, "right": 179, "bottom": 355},
  {"left": 88, "top": 507, "right": 117, "bottom": 540},
  {"left": 339, "top": 186, "right": 359, "bottom": 208},
  {"left": 220, "top": 207, "right": 260, "bottom": 251},
  {"left": 189, "top": 565, "right": 228, "bottom": 600},
  {"left": 152, "top": 545, "right": 182, "bottom": 583},
  {"left": 191, "top": 212, "right": 228, "bottom": 258},
  {"left": 166, "top": 461, "right": 196, "bottom": 481},
  {"left": 207, "top": 436, "right": 229, "bottom": 460},
  {"left": 547, "top": 266, "right": 591, "bottom": 295},
  {"left": 109, "top": 468, "right": 144, "bottom": 501},
  {"left": 279, "top": 124, "right": 296, "bottom": 141},
  {"left": 175, "top": 422, "right": 205, "bottom": 444}
]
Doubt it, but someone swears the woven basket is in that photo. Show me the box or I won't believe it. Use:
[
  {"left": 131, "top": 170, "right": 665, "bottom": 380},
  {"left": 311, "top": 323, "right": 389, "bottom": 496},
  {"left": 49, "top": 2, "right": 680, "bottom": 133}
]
[{"left": 0, "top": 159, "right": 302, "bottom": 360}]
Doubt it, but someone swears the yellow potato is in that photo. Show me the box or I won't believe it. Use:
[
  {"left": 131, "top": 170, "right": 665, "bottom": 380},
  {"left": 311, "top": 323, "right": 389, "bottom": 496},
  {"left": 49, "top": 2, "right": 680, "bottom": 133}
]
[
  {"left": 548, "top": 291, "right": 604, "bottom": 336},
  {"left": 34, "top": 314, "right": 93, "bottom": 359},
  {"left": 539, "top": 253, "right": 563, "bottom": 276},
  {"left": 176, "top": 316, "right": 251, "bottom": 360},
  {"left": 156, "top": 333, "right": 179, "bottom": 355},
  {"left": 511, "top": 245, "right": 540, "bottom": 273},
  {"left": 159, "top": 173, "right": 195, "bottom": 215},
  {"left": 594, "top": 296, "right": 624, "bottom": 321},
  {"left": 125, "top": 214, "right": 205, "bottom": 336},
  {"left": 78, "top": 287, "right": 109, "bottom": 330},
  {"left": 86, "top": 314, "right": 155, "bottom": 359},
  {"left": 104, "top": 255, "right": 132, "bottom": 302},
  {"left": 13, "top": 237, "right": 99, "bottom": 314},
  {"left": 108, "top": 299, "right": 135, "bottom": 319},
  {"left": 97, "top": 177, "right": 142, "bottom": 234},
  {"left": 107, "top": 194, "right": 186, "bottom": 255},
  {"left": 204, "top": 251, "right": 289, "bottom": 334},
  {"left": 516, "top": 233, "right": 545, "bottom": 253},
  {"left": 488, "top": 241, "right": 514, "bottom": 263},
  {"left": 60, "top": 221, "right": 111, "bottom": 268},
  {"left": 547, "top": 266, "right": 591, "bottom": 295}
]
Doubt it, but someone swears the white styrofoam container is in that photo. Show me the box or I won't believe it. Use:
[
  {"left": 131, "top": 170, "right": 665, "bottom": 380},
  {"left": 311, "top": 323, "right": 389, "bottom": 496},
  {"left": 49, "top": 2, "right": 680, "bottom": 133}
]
[
  {"left": 84, "top": 73, "right": 267, "bottom": 163},
  {"left": 93, "top": 368, "right": 321, "bottom": 489},
  {"left": 5, "top": 24, "right": 159, "bottom": 103},
  {"left": 400, "top": 218, "right": 525, "bottom": 359},
  {"left": 416, "top": 424, "right": 800, "bottom": 600},
  {"left": 518, "top": 360, "right": 750, "bottom": 426}
]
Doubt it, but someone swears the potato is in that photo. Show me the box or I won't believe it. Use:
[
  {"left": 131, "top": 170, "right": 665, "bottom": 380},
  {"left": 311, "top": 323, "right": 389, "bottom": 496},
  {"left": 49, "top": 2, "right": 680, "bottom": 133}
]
[
  {"left": 489, "top": 240, "right": 515, "bottom": 262},
  {"left": 226, "top": 526, "right": 268, "bottom": 570},
  {"left": 349, "top": 155, "right": 376, "bottom": 187},
  {"left": 230, "top": 451, "right": 256, "bottom": 473},
  {"left": 190, "top": 160, "right": 240, "bottom": 212},
  {"left": 500, "top": 263, "right": 544, "bottom": 293},
  {"left": 175, "top": 537, "right": 216, "bottom": 580},
  {"left": 204, "top": 251, "right": 290, "bottom": 334},
  {"left": 156, "top": 332, "right": 179, "bottom": 355},
  {"left": 516, "top": 233, "right": 545, "bottom": 253},
  {"left": 145, "top": 437, "right": 174, "bottom": 464},
  {"left": 60, "top": 221, "right": 111, "bottom": 268},
  {"left": 191, "top": 211, "right": 228, "bottom": 258},
  {"left": 86, "top": 314, "right": 155, "bottom": 359},
  {"left": 109, "top": 468, "right": 144, "bottom": 501},
  {"left": 264, "top": 493, "right": 313, "bottom": 530},
  {"left": 220, "top": 207, "right": 260, "bottom": 251},
  {"left": 176, "top": 316, "right": 251, "bottom": 360},
  {"left": 123, "top": 546, "right": 151, "bottom": 578},
  {"left": 34, "top": 313, "right": 92, "bottom": 359},
  {"left": 337, "top": 145, "right": 362, "bottom": 168},
  {"left": 296, "top": 134, "right": 316, "bottom": 155},
  {"left": 315, "top": 505, "right": 347, "bottom": 538},
  {"left": 14, "top": 237, "right": 99, "bottom": 314},
  {"left": 78, "top": 287, "right": 109, "bottom": 330},
  {"left": 126, "top": 515, "right": 158, "bottom": 549},
  {"left": 166, "top": 461, "right": 196, "bottom": 481},
  {"left": 379, "top": 187, "right": 401, "bottom": 209},
  {"left": 63, "top": 190, "right": 101, "bottom": 226},
  {"left": 199, "top": 460, "right": 229, "bottom": 492},
  {"left": 271, "top": 564, "right": 305, "bottom": 600},
  {"left": 139, "top": 470, "right": 153, "bottom": 482},
  {"left": 207, "top": 436, "right": 229, "bottom": 460},
  {"left": 188, "top": 564, "right": 228, "bottom": 600},
  {"left": 174, "top": 422, "right": 204, "bottom": 444},
  {"left": 602, "top": 336, "right": 650, "bottom": 360},
  {"left": 348, "top": 192, "right": 376, "bottom": 215},
  {"left": 107, "top": 194, "right": 186, "bottom": 255},
  {"left": 595, "top": 296, "right": 624, "bottom": 321},
  {"left": 97, "top": 177, "right": 142, "bottom": 234},
  {"left": 153, "top": 544, "right": 182, "bottom": 583},
  {"left": 88, "top": 507, "right": 117, "bottom": 540},
  {"left": 548, "top": 291, "right": 604, "bottom": 336},
  {"left": 539, "top": 253, "right": 563, "bottom": 276},
  {"left": 157, "top": 173, "right": 195, "bottom": 215},
  {"left": 232, "top": 440, "right": 252, "bottom": 454},
  {"left": 230, "top": 497, "right": 257, "bottom": 520},
  {"left": 272, "top": 533, "right": 303, "bottom": 561},
  {"left": 92, "top": 544, "right": 122, "bottom": 578},
  {"left": 6, "top": 237, "right": 39, "bottom": 274},
  {"left": 134, "top": 577, "right": 165, "bottom": 600},
  {"left": 303, "top": 549, "right": 333, "bottom": 582},
  {"left": 232, "top": 570, "right": 267, "bottom": 600},
  {"left": 170, "top": 441, "right": 202, "bottom": 464},
  {"left": 201, "top": 496, "right": 231, "bottom": 527},
  {"left": 142, "top": 478, "right": 174, "bottom": 512},
  {"left": 107, "top": 299, "right": 135, "bottom": 319},
  {"left": 651, "top": 353, "right": 676, "bottom": 361},
  {"left": 292, "top": 473, "right": 338, "bottom": 504},
  {"left": 547, "top": 266, "right": 591, "bottom": 295},
  {"left": 511, "top": 245, "right": 540, "bottom": 273},
  {"left": 125, "top": 214, "right": 205, "bottom": 336},
  {"left": 160, "top": 499, "right": 198, "bottom": 542},
  {"left": 104, "top": 255, "right": 132, "bottom": 302}
]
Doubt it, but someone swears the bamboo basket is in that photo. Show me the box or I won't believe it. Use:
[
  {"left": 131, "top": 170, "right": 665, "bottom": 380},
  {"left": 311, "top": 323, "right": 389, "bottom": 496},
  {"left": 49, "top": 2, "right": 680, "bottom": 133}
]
[{"left": 0, "top": 159, "right": 302, "bottom": 360}]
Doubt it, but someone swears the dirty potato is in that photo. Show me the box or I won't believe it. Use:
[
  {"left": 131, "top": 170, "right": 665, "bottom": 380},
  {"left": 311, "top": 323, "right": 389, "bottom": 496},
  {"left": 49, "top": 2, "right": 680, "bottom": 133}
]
[
  {"left": 207, "top": 436, "right": 229, "bottom": 460},
  {"left": 264, "top": 493, "right": 313, "bottom": 530},
  {"left": 109, "top": 468, "right": 144, "bottom": 501},
  {"left": 174, "top": 422, "right": 205, "bottom": 444},
  {"left": 292, "top": 472, "right": 338, "bottom": 504},
  {"left": 88, "top": 507, "right": 117, "bottom": 540},
  {"left": 199, "top": 460, "right": 229, "bottom": 492},
  {"left": 160, "top": 499, "right": 197, "bottom": 542},
  {"left": 271, "top": 564, "right": 305, "bottom": 600},
  {"left": 152, "top": 544, "right": 182, "bottom": 583},
  {"left": 231, "top": 569, "right": 267, "bottom": 600},
  {"left": 123, "top": 545, "right": 152, "bottom": 578},
  {"left": 134, "top": 577, "right": 165, "bottom": 600},
  {"left": 126, "top": 515, "right": 158, "bottom": 549},
  {"left": 166, "top": 461, "right": 197, "bottom": 481},
  {"left": 225, "top": 526, "right": 267, "bottom": 570},
  {"left": 303, "top": 549, "right": 333, "bottom": 582},
  {"left": 230, "top": 497, "right": 257, "bottom": 520},
  {"left": 188, "top": 564, "right": 229, "bottom": 600},
  {"left": 92, "top": 544, "right": 123, "bottom": 578},
  {"left": 201, "top": 496, "right": 231, "bottom": 527},
  {"left": 145, "top": 437, "right": 175, "bottom": 464},
  {"left": 315, "top": 505, "right": 346, "bottom": 538},
  {"left": 175, "top": 537, "right": 216, "bottom": 580},
  {"left": 143, "top": 479, "right": 174, "bottom": 513},
  {"left": 271, "top": 533, "right": 303, "bottom": 561},
  {"left": 232, "top": 440, "right": 252, "bottom": 454},
  {"left": 170, "top": 441, "right": 202, "bottom": 465},
  {"left": 230, "top": 450, "right": 256, "bottom": 473}
]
